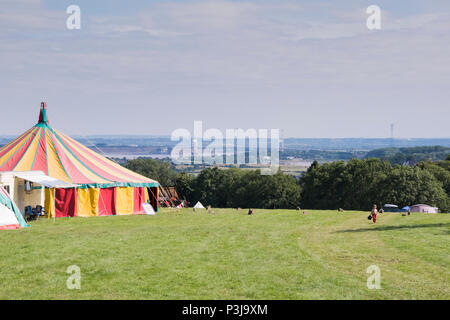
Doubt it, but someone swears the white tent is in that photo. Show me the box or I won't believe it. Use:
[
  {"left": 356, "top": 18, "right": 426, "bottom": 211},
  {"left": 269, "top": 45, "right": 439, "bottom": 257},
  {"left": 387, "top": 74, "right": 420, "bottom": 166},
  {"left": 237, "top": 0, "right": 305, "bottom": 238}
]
[
  {"left": 0, "top": 185, "right": 28, "bottom": 230},
  {"left": 0, "top": 203, "right": 20, "bottom": 230},
  {"left": 193, "top": 201, "right": 205, "bottom": 209}
]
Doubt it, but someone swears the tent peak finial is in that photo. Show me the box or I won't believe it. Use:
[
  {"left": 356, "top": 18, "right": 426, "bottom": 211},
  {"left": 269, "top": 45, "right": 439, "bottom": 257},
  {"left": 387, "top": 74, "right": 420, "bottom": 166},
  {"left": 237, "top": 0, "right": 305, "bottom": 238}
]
[{"left": 38, "top": 101, "right": 50, "bottom": 125}]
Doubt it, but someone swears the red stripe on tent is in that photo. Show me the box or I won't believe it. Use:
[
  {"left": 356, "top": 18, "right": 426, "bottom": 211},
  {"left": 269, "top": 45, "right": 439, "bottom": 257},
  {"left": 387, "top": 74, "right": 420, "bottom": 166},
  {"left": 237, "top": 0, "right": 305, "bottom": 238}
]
[
  {"left": 0, "top": 224, "right": 20, "bottom": 230},
  {"left": 49, "top": 131, "right": 95, "bottom": 184},
  {"left": 133, "top": 187, "right": 146, "bottom": 214},
  {"left": 55, "top": 188, "right": 77, "bottom": 218},
  {"left": 0, "top": 129, "right": 40, "bottom": 171},
  {"left": 58, "top": 132, "right": 151, "bottom": 183},
  {"left": 98, "top": 188, "right": 116, "bottom": 216},
  {"left": 32, "top": 128, "right": 48, "bottom": 173},
  {"left": 0, "top": 127, "right": 35, "bottom": 158}
]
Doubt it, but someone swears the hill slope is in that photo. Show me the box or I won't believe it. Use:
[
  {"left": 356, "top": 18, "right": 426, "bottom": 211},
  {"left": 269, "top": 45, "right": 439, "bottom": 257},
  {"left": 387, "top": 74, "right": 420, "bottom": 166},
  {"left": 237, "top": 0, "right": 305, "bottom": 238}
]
[{"left": 0, "top": 209, "right": 448, "bottom": 299}]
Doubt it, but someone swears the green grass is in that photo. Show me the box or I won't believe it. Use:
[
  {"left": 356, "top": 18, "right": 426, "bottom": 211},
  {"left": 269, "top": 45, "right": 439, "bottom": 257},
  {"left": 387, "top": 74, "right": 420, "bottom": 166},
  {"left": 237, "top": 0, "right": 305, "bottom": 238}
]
[{"left": 0, "top": 209, "right": 449, "bottom": 300}]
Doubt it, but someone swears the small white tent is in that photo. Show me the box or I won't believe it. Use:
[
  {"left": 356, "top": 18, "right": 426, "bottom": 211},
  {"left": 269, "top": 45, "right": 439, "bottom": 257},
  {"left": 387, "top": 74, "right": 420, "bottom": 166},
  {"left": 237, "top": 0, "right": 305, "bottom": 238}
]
[
  {"left": 0, "top": 203, "right": 20, "bottom": 230},
  {"left": 194, "top": 202, "right": 205, "bottom": 209},
  {"left": 0, "top": 186, "right": 28, "bottom": 230}
]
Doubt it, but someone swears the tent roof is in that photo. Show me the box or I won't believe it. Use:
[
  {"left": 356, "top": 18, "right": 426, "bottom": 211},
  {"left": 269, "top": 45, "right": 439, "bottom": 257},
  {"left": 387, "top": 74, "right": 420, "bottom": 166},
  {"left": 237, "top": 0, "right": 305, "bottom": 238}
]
[
  {"left": 4, "top": 171, "right": 77, "bottom": 188},
  {"left": 411, "top": 204, "right": 437, "bottom": 208},
  {"left": 0, "top": 103, "right": 159, "bottom": 189},
  {"left": 194, "top": 201, "right": 205, "bottom": 209}
]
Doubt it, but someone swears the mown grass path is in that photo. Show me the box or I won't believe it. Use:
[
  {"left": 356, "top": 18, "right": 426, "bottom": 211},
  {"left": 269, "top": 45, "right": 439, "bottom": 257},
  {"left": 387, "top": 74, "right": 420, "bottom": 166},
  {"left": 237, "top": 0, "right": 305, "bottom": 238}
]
[{"left": 0, "top": 209, "right": 448, "bottom": 299}]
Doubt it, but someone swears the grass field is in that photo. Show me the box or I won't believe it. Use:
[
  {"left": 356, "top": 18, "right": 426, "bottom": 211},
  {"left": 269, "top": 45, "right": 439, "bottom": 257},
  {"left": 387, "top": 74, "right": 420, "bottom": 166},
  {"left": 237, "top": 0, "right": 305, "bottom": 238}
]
[{"left": 0, "top": 209, "right": 449, "bottom": 300}]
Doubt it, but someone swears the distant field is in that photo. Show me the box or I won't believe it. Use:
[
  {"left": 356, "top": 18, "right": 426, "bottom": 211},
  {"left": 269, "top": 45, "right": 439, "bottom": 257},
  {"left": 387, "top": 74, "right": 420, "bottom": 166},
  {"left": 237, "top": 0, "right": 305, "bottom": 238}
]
[
  {"left": 174, "top": 164, "right": 309, "bottom": 177},
  {"left": 0, "top": 209, "right": 448, "bottom": 300}
]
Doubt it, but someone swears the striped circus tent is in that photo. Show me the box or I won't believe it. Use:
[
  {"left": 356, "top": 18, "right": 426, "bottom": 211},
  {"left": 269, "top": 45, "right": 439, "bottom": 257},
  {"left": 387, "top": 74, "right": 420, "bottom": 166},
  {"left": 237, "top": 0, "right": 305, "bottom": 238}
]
[{"left": 0, "top": 102, "right": 159, "bottom": 218}]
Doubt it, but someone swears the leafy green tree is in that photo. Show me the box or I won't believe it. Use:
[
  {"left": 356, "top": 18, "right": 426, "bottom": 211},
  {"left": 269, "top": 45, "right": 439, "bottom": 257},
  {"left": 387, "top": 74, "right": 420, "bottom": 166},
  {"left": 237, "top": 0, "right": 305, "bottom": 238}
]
[
  {"left": 300, "top": 158, "right": 449, "bottom": 211},
  {"left": 125, "top": 158, "right": 178, "bottom": 186},
  {"left": 260, "top": 171, "right": 301, "bottom": 209},
  {"left": 193, "top": 167, "right": 229, "bottom": 207},
  {"left": 125, "top": 157, "right": 449, "bottom": 212},
  {"left": 300, "top": 161, "right": 349, "bottom": 209},
  {"left": 174, "top": 172, "right": 195, "bottom": 201},
  {"left": 188, "top": 168, "right": 301, "bottom": 209},
  {"left": 418, "top": 161, "right": 450, "bottom": 195},
  {"left": 340, "top": 159, "right": 391, "bottom": 210},
  {"left": 379, "top": 166, "right": 448, "bottom": 211}
]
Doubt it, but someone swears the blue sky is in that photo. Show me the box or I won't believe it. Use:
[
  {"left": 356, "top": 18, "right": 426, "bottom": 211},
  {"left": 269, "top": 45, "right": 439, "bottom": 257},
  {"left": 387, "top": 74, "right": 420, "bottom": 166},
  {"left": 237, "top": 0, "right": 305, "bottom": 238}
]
[{"left": 1, "top": 0, "right": 449, "bottom": 138}]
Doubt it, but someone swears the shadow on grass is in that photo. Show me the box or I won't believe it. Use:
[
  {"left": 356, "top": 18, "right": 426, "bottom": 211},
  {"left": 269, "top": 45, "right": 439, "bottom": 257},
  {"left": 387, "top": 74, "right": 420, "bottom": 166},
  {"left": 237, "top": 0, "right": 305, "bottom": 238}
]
[{"left": 336, "top": 223, "right": 450, "bottom": 233}]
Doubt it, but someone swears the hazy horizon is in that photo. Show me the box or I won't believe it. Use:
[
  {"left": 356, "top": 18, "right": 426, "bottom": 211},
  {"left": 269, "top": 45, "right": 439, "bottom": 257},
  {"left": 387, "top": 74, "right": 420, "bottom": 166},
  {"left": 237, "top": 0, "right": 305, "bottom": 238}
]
[{"left": 1, "top": 0, "right": 449, "bottom": 138}]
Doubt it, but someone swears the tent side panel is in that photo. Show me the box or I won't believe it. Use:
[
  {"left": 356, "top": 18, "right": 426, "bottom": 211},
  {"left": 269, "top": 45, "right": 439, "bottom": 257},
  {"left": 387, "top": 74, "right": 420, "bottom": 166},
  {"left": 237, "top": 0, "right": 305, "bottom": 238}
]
[
  {"left": 44, "top": 188, "right": 55, "bottom": 218},
  {"left": 115, "top": 187, "right": 134, "bottom": 215},
  {"left": 77, "top": 188, "right": 99, "bottom": 217},
  {"left": 55, "top": 188, "right": 77, "bottom": 217},
  {"left": 98, "top": 188, "right": 116, "bottom": 216}
]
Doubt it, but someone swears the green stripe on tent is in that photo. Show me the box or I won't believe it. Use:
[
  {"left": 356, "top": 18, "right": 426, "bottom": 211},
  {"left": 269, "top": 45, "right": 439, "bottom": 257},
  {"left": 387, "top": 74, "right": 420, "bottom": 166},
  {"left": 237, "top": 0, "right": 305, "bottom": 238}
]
[{"left": 77, "top": 182, "right": 159, "bottom": 189}]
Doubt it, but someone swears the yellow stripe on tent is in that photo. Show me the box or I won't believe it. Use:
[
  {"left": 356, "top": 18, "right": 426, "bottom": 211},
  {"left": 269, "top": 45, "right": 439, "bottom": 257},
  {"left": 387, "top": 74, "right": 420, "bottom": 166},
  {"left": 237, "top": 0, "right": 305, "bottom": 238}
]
[
  {"left": 14, "top": 128, "right": 42, "bottom": 171},
  {"left": 45, "top": 188, "right": 55, "bottom": 218},
  {"left": 45, "top": 129, "right": 72, "bottom": 183},
  {"left": 77, "top": 188, "right": 100, "bottom": 217},
  {"left": 115, "top": 187, "right": 134, "bottom": 215}
]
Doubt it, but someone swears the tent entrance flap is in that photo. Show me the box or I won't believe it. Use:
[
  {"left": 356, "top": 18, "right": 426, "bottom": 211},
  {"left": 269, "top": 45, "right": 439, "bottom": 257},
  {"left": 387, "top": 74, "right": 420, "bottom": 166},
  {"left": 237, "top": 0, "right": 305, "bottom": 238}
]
[
  {"left": 98, "top": 188, "right": 116, "bottom": 216},
  {"left": 55, "top": 188, "right": 77, "bottom": 217}
]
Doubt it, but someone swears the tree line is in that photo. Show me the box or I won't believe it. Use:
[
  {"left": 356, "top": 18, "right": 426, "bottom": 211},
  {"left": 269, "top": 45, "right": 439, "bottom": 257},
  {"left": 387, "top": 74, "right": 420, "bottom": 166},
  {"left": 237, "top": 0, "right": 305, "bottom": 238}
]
[
  {"left": 364, "top": 146, "right": 450, "bottom": 165},
  {"left": 125, "top": 156, "right": 450, "bottom": 212},
  {"left": 300, "top": 158, "right": 449, "bottom": 211}
]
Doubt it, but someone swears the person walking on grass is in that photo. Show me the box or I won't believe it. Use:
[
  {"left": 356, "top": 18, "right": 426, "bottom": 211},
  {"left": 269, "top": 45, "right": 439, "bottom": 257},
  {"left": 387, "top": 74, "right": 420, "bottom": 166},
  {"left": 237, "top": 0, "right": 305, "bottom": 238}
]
[{"left": 371, "top": 204, "right": 378, "bottom": 224}]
